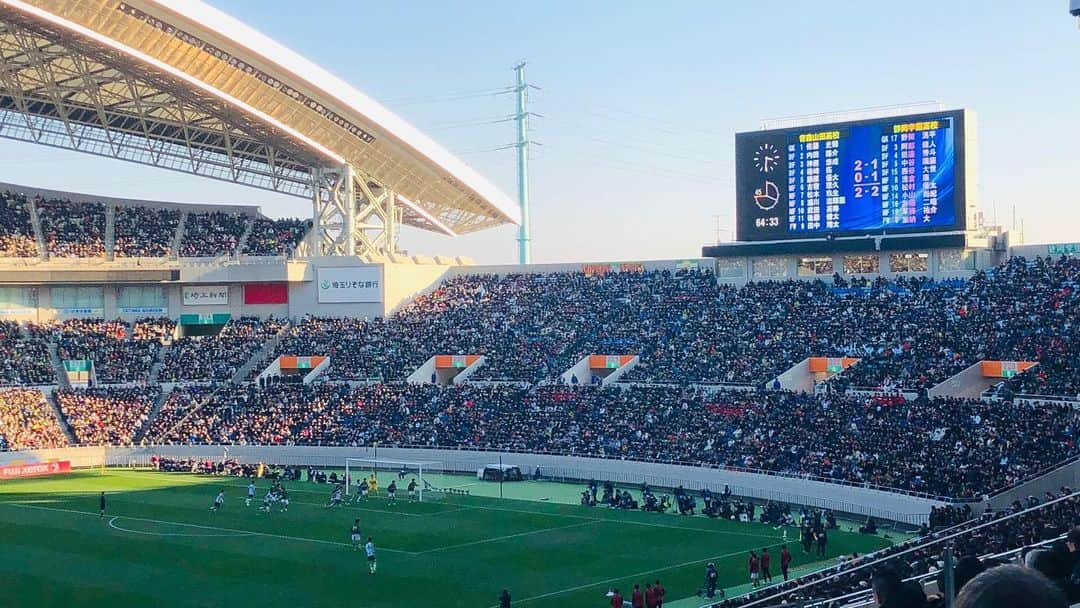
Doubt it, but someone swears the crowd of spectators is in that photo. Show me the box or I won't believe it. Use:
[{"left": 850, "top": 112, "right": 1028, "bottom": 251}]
[
  {"left": 146, "top": 383, "right": 349, "bottom": 445},
  {"left": 263, "top": 316, "right": 379, "bottom": 380},
  {"left": 150, "top": 383, "right": 1080, "bottom": 499},
  {"left": 158, "top": 317, "right": 287, "bottom": 382},
  {"left": 113, "top": 205, "right": 182, "bottom": 257},
  {"left": 36, "top": 197, "right": 107, "bottom": 258},
  {"left": 265, "top": 270, "right": 723, "bottom": 382},
  {"left": 838, "top": 256, "right": 1080, "bottom": 393},
  {"left": 0, "top": 321, "right": 55, "bottom": 386},
  {"left": 0, "top": 388, "right": 67, "bottom": 450},
  {"left": 247, "top": 258, "right": 1080, "bottom": 392},
  {"left": 242, "top": 218, "right": 310, "bottom": 256},
  {"left": 133, "top": 317, "right": 176, "bottom": 342},
  {"left": 0, "top": 192, "right": 38, "bottom": 257},
  {"left": 47, "top": 319, "right": 160, "bottom": 384},
  {"left": 56, "top": 387, "right": 158, "bottom": 445},
  {"left": 178, "top": 211, "right": 249, "bottom": 257}
]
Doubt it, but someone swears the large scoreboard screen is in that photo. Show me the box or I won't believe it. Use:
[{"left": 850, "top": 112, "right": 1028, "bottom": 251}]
[{"left": 735, "top": 110, "right": 967, "bottom": 242}]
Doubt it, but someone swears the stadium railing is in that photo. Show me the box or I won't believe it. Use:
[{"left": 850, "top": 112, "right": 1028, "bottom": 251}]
[
  {"left": 714, "top": 489, "right": 1080, "bottom": 608},
  {"left": 800, "top": 531, "right": 1066, "bottom": 608},
  {"left": 1014, "top": 392, "right": 1080, "bottom": 405}
]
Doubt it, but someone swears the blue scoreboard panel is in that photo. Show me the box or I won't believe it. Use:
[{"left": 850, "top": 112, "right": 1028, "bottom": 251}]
[{"left": 735, "top": 110, "right": 966, "bottom": 242}]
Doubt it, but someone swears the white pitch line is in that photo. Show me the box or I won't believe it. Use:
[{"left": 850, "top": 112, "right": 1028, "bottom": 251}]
[
  {"left": 497, "top": 538, "right": 793, "bottom": 607},
  {"left": 417, "top": 519, "right": 600, "bottom": 555},
  {"left": 0, "top": 502, "right": 416, "bottom": 555},
  {"left": 108, "top": 516, "right": 255, "bottom": 538}
]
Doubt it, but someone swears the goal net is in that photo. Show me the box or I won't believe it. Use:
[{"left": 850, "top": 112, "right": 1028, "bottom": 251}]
[{"left": 343, "top": 458, "right": 445, "bottom": 502}]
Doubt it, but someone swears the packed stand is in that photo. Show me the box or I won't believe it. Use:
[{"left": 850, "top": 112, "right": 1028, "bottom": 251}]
[
  {"left": 35, "top": 197, "right": 107, "bottom": 258},
  {"left": 266, "top": 270, "right": 721, "bottom": 382},
  {"left": 0, "top": 192, "right": 39, "bottom": 257},
  {"left": 242, "top": 217, "right": 310, "bottom": 256},
  {"left": 132, "top": 317, "right": 176, "bottom": 342},
  {"left": 152, "top": 383, "right": 1080, "bottom": 499},
  {"left": 143, "top": 384, "right": 216, "bottom": 443},
  {"left": 56, "top": 387, "right": 158, "bottom": 445},
  {"left": 837, "top": 256, "right": 1080, "bottom": 393},
  {"left": 250, "top": 258, "right": 1080, "bottom": 391},
  {"left": 148, "top": 383, "right": 353, "bottom": 445},
  {"left": 0, "top": 388, "right": 68, "bottom": 450},
  {"left": 0, "top": 321, "right": 55, "bottom": 386},
  {"left": 158, "top": 317, "right": 287, "bottom": 382},
  {"left": 47, "top": 319, "right": 159, "bottom": 384},
  {"left": 178, "top": 211, "right": 249, "bottom": 257},
  {"left": 262, "top": 316, "right": 378, "bottom": 380},
  {"left": 113, "top": 205, "right": 182, "bottom": 257}
]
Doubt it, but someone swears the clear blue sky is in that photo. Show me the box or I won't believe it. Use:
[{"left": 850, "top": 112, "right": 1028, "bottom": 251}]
[{"left": 0, "top": 0, "right": 1076, "bottom": 264}]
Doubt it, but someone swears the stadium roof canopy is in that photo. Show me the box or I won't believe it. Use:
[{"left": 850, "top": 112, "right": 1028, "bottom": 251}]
[{"left": 0, "top": 0, "right": 520, "bottom": 256}]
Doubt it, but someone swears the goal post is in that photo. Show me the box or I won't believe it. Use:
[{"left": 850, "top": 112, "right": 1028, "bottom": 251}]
[{"left": 343, "top": 458, "right": 444, "bottom": 502}]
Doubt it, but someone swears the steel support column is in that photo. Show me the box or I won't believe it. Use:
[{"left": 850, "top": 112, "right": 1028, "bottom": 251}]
[
  {"left": 312, "top": 164, "right": 356, "bottom": 256},
  {"left": 355, "top": 178, "right": 398, "bottom": 258},
  {"left": 312, "top": 164, "right": 400, "bottom": 258}
]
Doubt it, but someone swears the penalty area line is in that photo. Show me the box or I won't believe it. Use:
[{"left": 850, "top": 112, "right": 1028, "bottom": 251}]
[
  {"left": 108, "top": 516, "right": 255, "bottom": 538},
  {"left": 0, "top": 501, "right": 417, "bottom": 555}
]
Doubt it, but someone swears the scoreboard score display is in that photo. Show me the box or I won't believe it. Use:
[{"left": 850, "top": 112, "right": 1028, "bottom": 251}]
[{"left": 735, "top": 110, "right": 967, "bottom": 242}]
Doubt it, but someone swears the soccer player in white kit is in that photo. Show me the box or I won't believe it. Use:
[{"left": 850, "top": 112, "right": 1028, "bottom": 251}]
[
  {"left": 210, "top": 490, "right": 225, "bottom": 512},
  {"left": 364, "top": 537, "right": 376, "bottom": 574},
  {"left": 246, "top": 481, "right": 256, "bottom": 507}
]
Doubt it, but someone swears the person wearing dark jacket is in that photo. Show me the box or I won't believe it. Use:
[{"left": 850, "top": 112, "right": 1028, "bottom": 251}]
[
  {"left": 704, "top": 562, "right": 719, "bottom": 598},
  {"left": 873, "top": 569, "right": 928, "bottom": 608},
  {"left": 499, "top": 589, "right": 511, "bottom": 608},
  {"left": 956, "top": 564, "right": 1066, "bottom": 608}
]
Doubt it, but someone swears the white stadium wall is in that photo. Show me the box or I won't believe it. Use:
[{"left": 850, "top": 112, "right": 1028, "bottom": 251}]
[
  {"left": 1, "top": 246, "right": 1074, "bottom": 324},
  {"left": 0, "top": 444, "right": 944, "bottom": 524}
]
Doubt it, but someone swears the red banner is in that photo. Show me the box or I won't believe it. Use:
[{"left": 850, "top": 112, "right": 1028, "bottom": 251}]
[
  {"left": 243, "top": 282, "right": 289, "bottom": 305},
  {"left": 0, "top": 460, "right": 71, "bottom": 479}
]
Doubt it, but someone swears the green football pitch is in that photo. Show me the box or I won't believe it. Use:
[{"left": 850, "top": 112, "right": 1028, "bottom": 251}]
[{"left": 0, "top": 470, "right": 892, "bottom": 608}]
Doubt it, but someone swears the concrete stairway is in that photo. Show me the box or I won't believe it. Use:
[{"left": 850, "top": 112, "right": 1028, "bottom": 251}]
[
  {"left": 44, "top": 388, "right": 77, "bottom": 445},
  {"left": 27, "top": 197, "right": 48, "bottom": 260},
  {"left": 134, "top": 385, "right": 173, "bottom": 444},
  {"left": 230, "top": 323, "right": 288, "bottom": 384},
  {"left": 235, "top": 215, "right": 256, "bottom": 257},
  {"left": 171, "top": 211, "right": 188, "bottom": 257},
  {"left": 47, "top": 343, "right": 71, "bottom": 390},
  {"left": 104, "top": 204, "right": 116, "bottom": 260},
  {"left": 147, "top": 343, "right": 170, "bottom": 385}
]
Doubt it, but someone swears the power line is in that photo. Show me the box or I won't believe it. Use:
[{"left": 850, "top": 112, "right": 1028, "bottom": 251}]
[
  {"left": 426, "top": 116, "right": 517, "bottom": 132},
  {"left": 455, "top": 144, "right": 518, "bottom": 155},
  {"left": 382, "top": 87, "right": 515, "bottom": 107}
]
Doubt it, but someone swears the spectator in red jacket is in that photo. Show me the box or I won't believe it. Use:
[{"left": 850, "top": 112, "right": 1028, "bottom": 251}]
[
  {"left": 609, "top": 588, "right": 622, "bottom": 608},
  {"left": 780, "top": 545, "right": 793, "bottom": 581},
  {"left": 761, "top": 548, "right": 772, "bottom": 584},
  {"left": 749, "top": 551, "right": 761, "bottom": 588},
  {"left": 631, "top": 584, "right": 644, "bottom": 608},
  {"left": 654, "top": 579, "right": 665, "bottom": 607}
]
